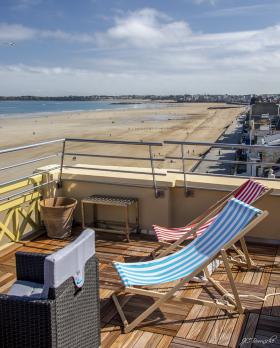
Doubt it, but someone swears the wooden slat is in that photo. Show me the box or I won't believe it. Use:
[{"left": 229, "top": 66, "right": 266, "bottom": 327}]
[
  {"left": 229, "top": 314, "right": 246, "bottom": 348},
  {"left": 108, "top": 329, "right": 143, "bottom": 348},
  {"left": 217, "top": 315, "right": 239, "bottom": 347},
  {"left": 176, "top": 288, "right": 203, "bottom": 338},
  {"left": 239, "top": 313, "right": 259, "bottom": 348},
  {"left": 171, "top": 337, "right": 228, "bottom": 348},
  {"left": 132, "top": 332, "right": 154, "bottom": 348},
  {"left": 0, "top": 229, "right": 279, "bottom": 348},
  {"left": 261, "top": 287, "right": 276, "bottom": 316},
  {"left": 153, "top": 335, "right": 173, "bottom": 348},
  {"left": 0, "top": 242, "right": 22, "bottom": 259},
  {"left": 101, "top": 325, "right": 122, "bottom": 348},
  {"left": 184, "top": 305, "right": 213, "bottom": 341},
  {"left": 0, "top": 273, "right": 14, "bottom": 287},
  {"left": 271, "top": 287, "right": 280, "bottom": 317},
  {"left": 195, "top": 307, "right": 221, "bottom": 343},
  {"left": 207, "top": 310, "right": 228, "bottom": 345}
]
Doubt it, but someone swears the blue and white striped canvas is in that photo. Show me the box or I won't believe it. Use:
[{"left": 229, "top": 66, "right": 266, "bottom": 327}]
[{"left": 113, "top": 199, "right": 261, "bottom": 287}]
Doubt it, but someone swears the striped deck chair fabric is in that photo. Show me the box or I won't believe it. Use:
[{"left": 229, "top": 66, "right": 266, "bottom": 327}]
[
  {"left": 153, "top": 179, "right": 266, "bottom": 242},
  {"left": 114, "top": 199, "right": 261, "bottom": 287}
]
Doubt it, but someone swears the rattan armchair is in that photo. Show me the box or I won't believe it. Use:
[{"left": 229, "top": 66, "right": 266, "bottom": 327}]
[{"left": 0, "top": 229, "right": 100, "bottom": 348}]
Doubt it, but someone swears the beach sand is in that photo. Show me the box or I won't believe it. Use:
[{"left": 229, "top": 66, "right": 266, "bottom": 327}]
[{"left": 0, "top": 102, "right": 245, "bottom": 182}]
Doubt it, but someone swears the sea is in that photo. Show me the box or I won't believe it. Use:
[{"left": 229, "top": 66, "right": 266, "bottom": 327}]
[{"left": 0, "top": 100, "right": 161, "bottom": 118}]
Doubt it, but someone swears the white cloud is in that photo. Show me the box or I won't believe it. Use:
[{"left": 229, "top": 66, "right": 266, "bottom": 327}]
[
  {"left": 92, "top": 9, "right": 280, "bottom": 72},
  {"left": 1, "top": 62, "right": 279, "bottom": 96},
  {"left": 193, "top": 0, "right": 218, "bottom": 5},
  {"left": 0, "top": 23, "right": 95, "bottom": 43},
  {"left": 1, "top": 8, "right": 280, "bottom": 94},
  {"left": 96, "top": 8, "right": 191, "bottom": 48},
  {"left": 12, "top": 0, "right": 42, "bottom": 10},
  {"left": 0, "top": 23, "right": 36, "bottom": 41},
  {"left": 0, "top": 64, "right": 88, "bottom": 75},
  {"left": 199, "top": 3, "right": 280, "bottom": 18},
  {"left": 93, "top": 8, "right": 274, "bottom": 54},
  {"left": 39, "top": 30, "right": 94, "bottom": 43}
]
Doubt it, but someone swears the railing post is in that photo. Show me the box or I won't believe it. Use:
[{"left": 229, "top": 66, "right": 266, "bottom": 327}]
[
  {"left": 180, "top": 144, "right": 189, "bottom": 196},
  {"left": 58, "top": 139, "right": 66, "bottom": 188},
  {"left": 148, "top": 145, "right": 159, "bottom": 198}
]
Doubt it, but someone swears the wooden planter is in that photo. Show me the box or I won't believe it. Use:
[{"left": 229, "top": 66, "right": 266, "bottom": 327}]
[{"left": 40, "top": 197, "right": 77, "bottom": 239}]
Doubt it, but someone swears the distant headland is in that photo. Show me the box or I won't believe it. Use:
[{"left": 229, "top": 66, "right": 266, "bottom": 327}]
[{"left": 0, "top": 94, "right": 279, "bottom": 104}]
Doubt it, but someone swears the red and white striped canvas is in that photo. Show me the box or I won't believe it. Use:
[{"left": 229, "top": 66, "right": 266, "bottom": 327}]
[
  {"left": 234, "top": 179, "right": 266, "bottom": 204},
  {"left": 153, "top": 179, "right": 267, "bottom": 242}
]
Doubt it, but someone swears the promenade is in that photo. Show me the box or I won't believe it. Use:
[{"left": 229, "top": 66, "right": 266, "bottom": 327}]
[{"left": 193, "top": 115, "right": 243, "bottom": 175}]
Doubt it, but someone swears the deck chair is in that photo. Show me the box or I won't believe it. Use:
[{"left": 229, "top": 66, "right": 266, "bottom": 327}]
[
  {"left": 112, "top": 199, "right": 268, "bottom": 333},
  {"left": 152, "top": 179, "right": 270, "bottom": 269}
]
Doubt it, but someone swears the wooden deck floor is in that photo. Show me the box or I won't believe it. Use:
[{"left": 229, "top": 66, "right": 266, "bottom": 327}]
[{"left": 0, "top": 230, "right": 279, "bottom": 348}]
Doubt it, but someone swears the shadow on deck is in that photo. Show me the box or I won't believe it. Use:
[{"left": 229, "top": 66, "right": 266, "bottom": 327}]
[{"left": 0, "top": 228, "right": 279, "bottom": 348}]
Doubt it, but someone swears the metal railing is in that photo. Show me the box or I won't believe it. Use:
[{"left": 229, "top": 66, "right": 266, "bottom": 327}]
[
  {"left": 0, "top": 139, "right": 63, "bottom": 202},
  {"left": 1, "top": 137, "right": 280, "bottom": 244},
  {"left": 62, "top": 138, "right": 164, "bottom": 198},
  {"left": 165, "top": 140, "right": 280, "bottom": 195},
  {"left": 0, "top": 138, "right": 64, "bottom": 155},
  {"left": 1, "top": 138, "right": 280, "bottom": 201},
  {"left": 0, "top": 139, "right": 64, "bottom": 243},
  {"left": 0, "top": 138, "right": 165, "bottom": 200}
]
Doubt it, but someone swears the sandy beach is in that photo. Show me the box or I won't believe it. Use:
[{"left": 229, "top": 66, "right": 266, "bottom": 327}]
[{"left": 0, "top": 102, "right": 245, "bottom": 181}]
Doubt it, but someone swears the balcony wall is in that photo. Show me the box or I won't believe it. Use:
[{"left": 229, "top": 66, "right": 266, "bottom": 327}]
[
  {"left": 55, "top": 164, "right": 280, "bottom": 243},
  {"left": 59, "top": 165, "right": 173, "bottom": 230}
]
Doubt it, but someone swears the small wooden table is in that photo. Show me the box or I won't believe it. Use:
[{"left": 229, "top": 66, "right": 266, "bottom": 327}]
[{"left": 81, "top": 195, "right": 139, "bottom": 242}]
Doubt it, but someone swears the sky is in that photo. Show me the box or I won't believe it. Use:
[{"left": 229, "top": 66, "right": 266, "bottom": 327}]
[{"left": 0, "top": 0, "right": 280, "bottom": 96}]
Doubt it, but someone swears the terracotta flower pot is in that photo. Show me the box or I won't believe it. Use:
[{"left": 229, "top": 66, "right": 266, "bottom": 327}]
[{"left": 40, "top": 197, "right": 77, "bottom": 239}]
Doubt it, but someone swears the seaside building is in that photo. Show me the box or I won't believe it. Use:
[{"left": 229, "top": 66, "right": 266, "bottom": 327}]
[{"left": 237, "top": 100, "right": 280, "bottom": 177}]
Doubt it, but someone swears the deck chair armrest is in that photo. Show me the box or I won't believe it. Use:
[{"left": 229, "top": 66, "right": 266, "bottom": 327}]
[{"left": 16, "top": 252, "right": 47, "bottom": 284}]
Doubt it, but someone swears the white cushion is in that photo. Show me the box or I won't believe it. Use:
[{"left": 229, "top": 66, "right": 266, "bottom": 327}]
[
  {"left": 8, "top": 280, "right": 44, "bottom": 299},
  {"left": 42, "top": 229, "right": 95, "bottom": 298}
]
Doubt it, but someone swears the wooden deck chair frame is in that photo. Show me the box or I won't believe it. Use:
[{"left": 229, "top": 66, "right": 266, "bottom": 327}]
[
  {"left": 112, "top": 210, "right": 268, "bottom": 333},
  {"left": 153, "top": 182, "right": 271, "bottom": 269}
]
